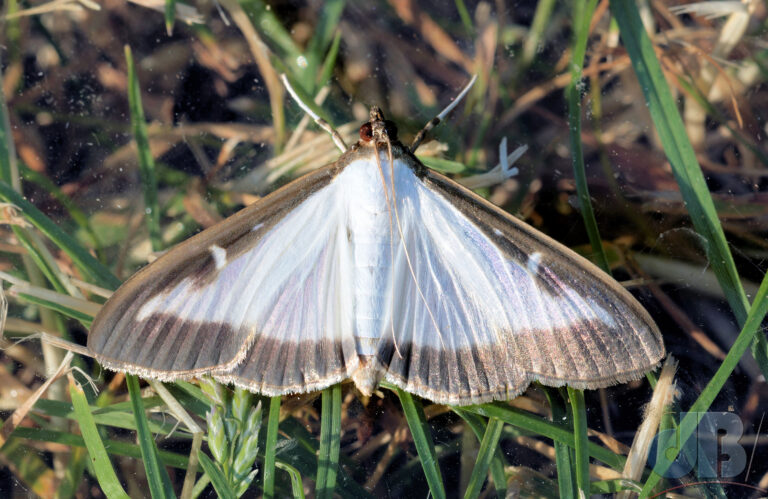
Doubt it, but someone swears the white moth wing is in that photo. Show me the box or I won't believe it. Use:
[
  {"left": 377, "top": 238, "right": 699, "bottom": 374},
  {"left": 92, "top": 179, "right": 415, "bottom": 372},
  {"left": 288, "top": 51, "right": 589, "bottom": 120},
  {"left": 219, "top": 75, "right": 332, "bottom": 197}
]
[
  {"left": 88, "top": 163, "right": 356, "bottom": 384},
  {"left": 378, "top": 162, "right": 664, "bottom": 405}
]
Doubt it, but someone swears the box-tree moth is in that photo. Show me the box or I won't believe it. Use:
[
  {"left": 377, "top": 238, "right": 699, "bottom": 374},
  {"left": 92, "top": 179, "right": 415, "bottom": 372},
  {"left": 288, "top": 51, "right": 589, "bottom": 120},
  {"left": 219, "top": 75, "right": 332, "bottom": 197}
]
[{"left": 87, "top": 76, "right": 664, "bottom": 406}]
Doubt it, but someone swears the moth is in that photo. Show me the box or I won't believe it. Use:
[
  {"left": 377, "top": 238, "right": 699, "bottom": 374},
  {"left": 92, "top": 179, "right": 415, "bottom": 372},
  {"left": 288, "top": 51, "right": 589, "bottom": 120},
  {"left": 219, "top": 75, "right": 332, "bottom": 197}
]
[{"left": 87, "top": 78, "right": 664, "bottom": 406}]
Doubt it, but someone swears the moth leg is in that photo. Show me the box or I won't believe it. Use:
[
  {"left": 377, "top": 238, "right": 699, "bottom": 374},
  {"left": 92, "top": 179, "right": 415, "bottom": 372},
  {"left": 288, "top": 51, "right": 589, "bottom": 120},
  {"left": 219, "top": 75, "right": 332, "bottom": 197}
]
[
  {"left": 280, "top": 74, "right": 348, "bottom": 153},
  {"left": 410, "top": 74, "right": 477, "bottom": 153}
]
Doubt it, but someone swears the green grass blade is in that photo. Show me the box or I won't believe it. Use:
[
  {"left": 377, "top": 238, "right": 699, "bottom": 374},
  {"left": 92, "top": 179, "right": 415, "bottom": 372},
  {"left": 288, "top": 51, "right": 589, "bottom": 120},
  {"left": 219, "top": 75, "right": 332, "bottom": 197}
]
[
  {"left": 522, "top": 0, "right": 556, "bottom": 65},
  {"left": 126, "top": 375, "right": 176, "bottom": 498},
  {"left": 0, "top": 57, "right": 18, "bottom": 187},
  {"left": 164, "top": 0, "right": 176, "bottom": 35},
  {"left": 56, "top": 446, "right": 88, "bottom": 499},
  {"left": 640, "top": 270, "right": 768, "bottom": 494},
  {"left": 591, "top": 478, "right": 641, "bottom": 494},
  {"left": 315, "top": 384, "right": 341, "bottom": 499},
  {"left": 14, "top": 291, "right": 93, "bottom": 324},
  {"left": 262, "top": 396, "right": 280, "bottom": 499},
  {"left": 418, "top": 156, "right": 468, "bottom": 174},
  {"left": 11, "top": 228, "right": 69, "bottom": 294},
  {"left": 543, "top": 388, "right": 576, "bottom": 497},
  {"left": 468, "top": 403, "right": 624, "bottom": 469},
  {"left": 241, "top": 0, "right": 301, "bottom": 61},
  {"left": 462, "top": 417, "right": 504, "bottom": 499},
  {"left": 568, "top": 0, "right": 610, "bottom": 274},
  {"left": 567, "top": 388, "right": 590, "bottom": 497},
  {"left": 454, "top": 0, "right": 474, "bottom": 34},
  {"left": 34, "top": 398, "right": 180, "bottom": 435},
  {"left": 452, "top": 409, "right": 506, "bottom": 498},
  {"left": 675, "top": 78, "right": 768, "bottom": 166},
  {"left": 19, "top": 164, "right": 101, "bottom": 252},
  {"left": 12, "top": 427, "right": 189, "bottom": 469},
  {"left": 316, "top": 30, "right": 341, "bottom": 88},
  {"left": 125, "top": 45, "right": 162, "bottom": 253},
  {"left": 304, "top": 0, "right": 345, "bottom": 88},
  {"left": 307, "top": 0, "right": 344, "bottom": 58},
  {"left": 0, "top": 181, "right": 120, "bottom": 290},
  {"left": 1, "top": 437, "right": 58, "bottom": 496},
  {"left": 275, "top": 462, "right": 306, "bottom": 499},
  {"left": 69, "top": 380, "right": 130, "bottom": 499},
  {"left": 197, "top": 451, "right": 236, "bottom": 499},
  {"left": 610, "top": 0, "right": 768, "bottom": 374},
  {"left": 396, "top": 389, "right": 446, "bottom": 499}
]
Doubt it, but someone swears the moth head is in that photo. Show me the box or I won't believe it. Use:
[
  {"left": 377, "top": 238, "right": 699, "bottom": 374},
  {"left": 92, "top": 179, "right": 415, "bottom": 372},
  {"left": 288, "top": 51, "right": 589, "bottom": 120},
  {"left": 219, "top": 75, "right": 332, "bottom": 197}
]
[{"left": 359, "top": 106, "right": 398, "bottom": 146}]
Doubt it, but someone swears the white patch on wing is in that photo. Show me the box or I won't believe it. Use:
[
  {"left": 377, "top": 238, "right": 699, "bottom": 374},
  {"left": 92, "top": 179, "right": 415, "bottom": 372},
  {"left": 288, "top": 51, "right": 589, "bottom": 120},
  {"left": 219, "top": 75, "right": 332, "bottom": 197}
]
[
  {"left": 527, "top": 251, "right": 542, "bottom": 274},
  {"left": 209, "top": 245, "right": 227, "bottom": 270}
]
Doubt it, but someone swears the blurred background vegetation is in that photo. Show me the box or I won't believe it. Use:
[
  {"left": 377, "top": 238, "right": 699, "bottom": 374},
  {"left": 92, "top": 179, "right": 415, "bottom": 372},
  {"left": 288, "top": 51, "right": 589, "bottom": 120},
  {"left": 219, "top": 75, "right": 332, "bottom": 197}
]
[{"left": 1, "top": 0, "right": 768, "bottom": 497}]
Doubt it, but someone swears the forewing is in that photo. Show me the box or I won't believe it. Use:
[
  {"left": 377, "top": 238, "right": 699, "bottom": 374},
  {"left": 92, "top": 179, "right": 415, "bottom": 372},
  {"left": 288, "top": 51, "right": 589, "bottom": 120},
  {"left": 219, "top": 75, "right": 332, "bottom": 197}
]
[
  {"left": 379, "top": 169, "right": 664, "bottom": 406},
  {"left": 88, "top": 163, "right": 353, "bottom": 385}
]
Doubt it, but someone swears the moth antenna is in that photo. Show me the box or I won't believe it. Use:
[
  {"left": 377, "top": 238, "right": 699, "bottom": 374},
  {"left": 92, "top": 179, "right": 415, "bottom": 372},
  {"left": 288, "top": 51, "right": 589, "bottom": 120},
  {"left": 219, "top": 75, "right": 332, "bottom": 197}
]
[
  {"left": 410, "top": 74, "right": 478, "bottom": 153},
  {"left": 371, "top": 140, "right": 402, "bottom": 359},
  {"left": 377, "top": 140, "right": 446, "bottom": 350},
  {"left": 280, "top": 74, "right": 348, "bottom": 153}
]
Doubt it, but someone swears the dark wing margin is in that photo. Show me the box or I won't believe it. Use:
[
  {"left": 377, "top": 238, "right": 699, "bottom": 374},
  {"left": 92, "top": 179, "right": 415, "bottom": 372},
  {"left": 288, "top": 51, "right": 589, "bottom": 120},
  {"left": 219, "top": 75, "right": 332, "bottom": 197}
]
[
  {"left": 380, "top": 169, "right": 664, "bottom": 406},
  {"left": 87, "top": 162, "right": 345, "bottom": 381}
]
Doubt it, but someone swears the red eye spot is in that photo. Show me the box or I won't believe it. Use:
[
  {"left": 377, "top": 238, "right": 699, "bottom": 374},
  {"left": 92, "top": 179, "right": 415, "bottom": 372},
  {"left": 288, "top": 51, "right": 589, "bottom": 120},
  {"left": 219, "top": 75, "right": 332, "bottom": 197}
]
[{"left": 359, "top": 123, "right": 373, "bottom": 142}]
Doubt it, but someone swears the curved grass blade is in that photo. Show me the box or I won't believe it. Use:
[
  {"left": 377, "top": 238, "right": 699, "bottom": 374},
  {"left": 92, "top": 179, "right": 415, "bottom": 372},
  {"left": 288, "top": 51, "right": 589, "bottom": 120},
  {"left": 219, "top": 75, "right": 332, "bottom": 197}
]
[
  {"left": 0, "top": 181, "right": 120, "bottom": 290},
  {"left": 462, "top": 417, "right": 505, "bottom": 499},
  {"left": 567, "top": 387, "right": 590, "bottom": 497},
  {"left": 198, "top": 451, "right": 236, "bottom": 499},
  {"left": 396, "top": 388, "right": 446, "bottom": 499},
  {"left": 640, "top": 270, "right": 768, "bottom": 494},
  {"left": 69, "top": 379, "right": 130, "bottom": 499},
  {"left": 315, "top": 384, "right": 341, "bottom": 499},
  {"left": 126, "top": 375, "right": 175, "bottom": 498},
  {"left": 610, "top": 0, "right": 768, "bottom": 374},
  {"left": 275, "top": 462, "right": 306, "bottom": 499},
  {"left": 262, "top": 396, "right": 280, "bottom": 499},
  {"left": 452, "top": 409, "right": 506, "bottom": 498},
  {"left": 125, "top": 45, "right": 162, "bottom": 253}
]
